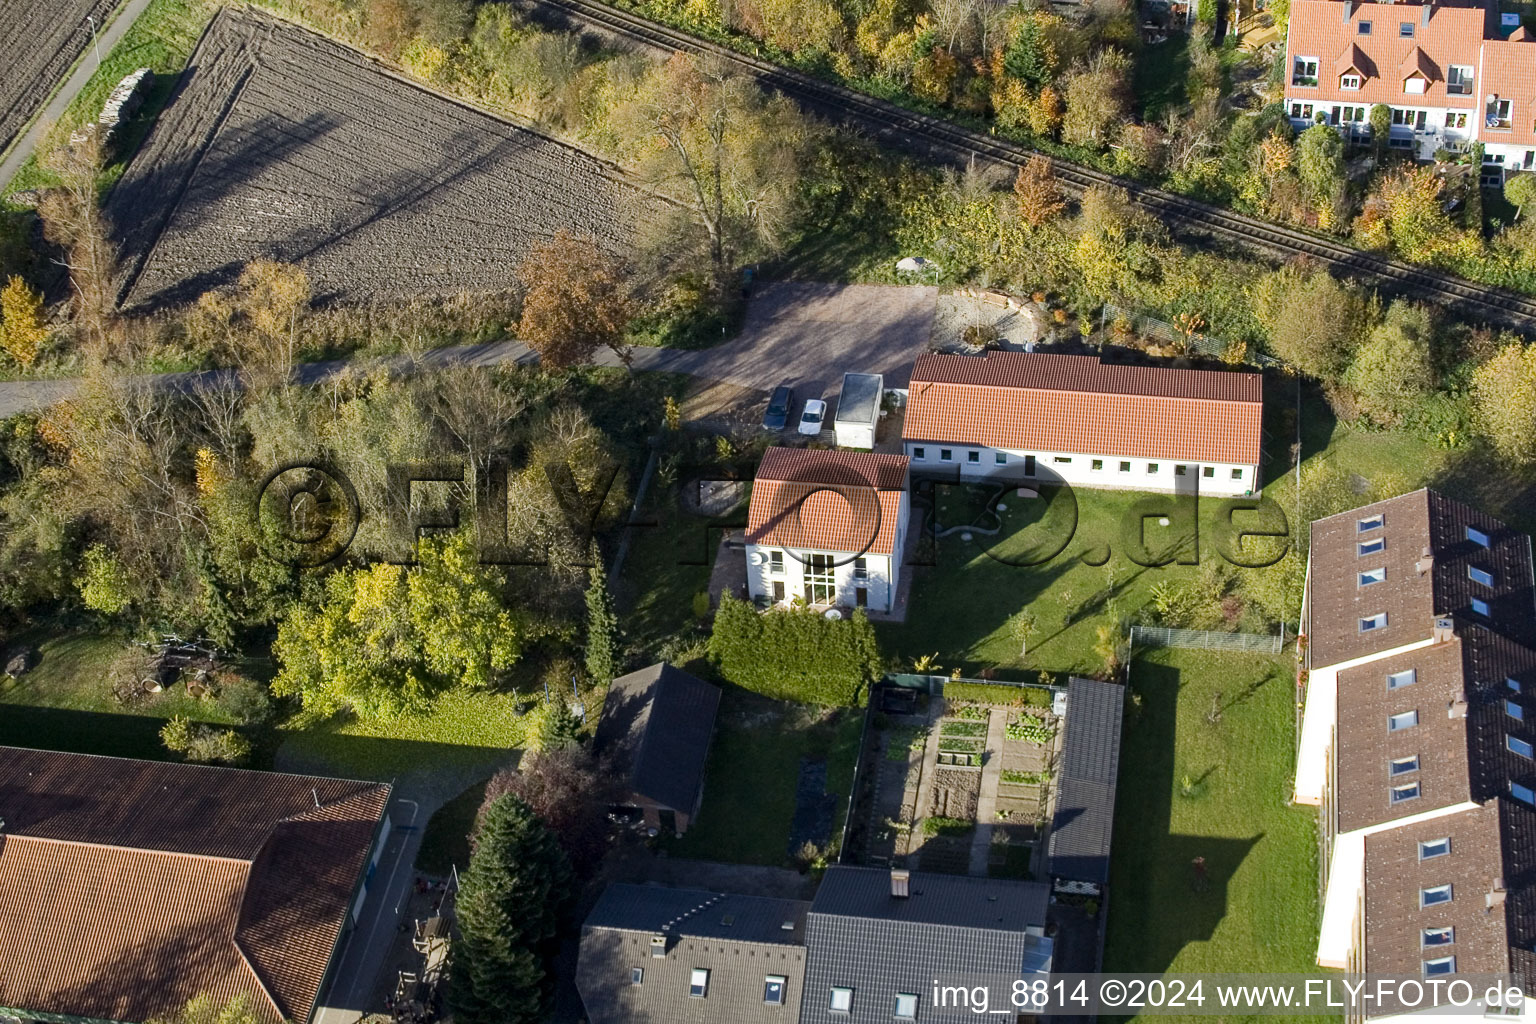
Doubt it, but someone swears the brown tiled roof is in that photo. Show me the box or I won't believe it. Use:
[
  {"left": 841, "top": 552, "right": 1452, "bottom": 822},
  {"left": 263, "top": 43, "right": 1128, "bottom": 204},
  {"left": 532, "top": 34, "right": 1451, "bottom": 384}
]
[
  {"left": 1284, "top": 0, "right": 1487, "bottom": 107},
  {"left": 746, "top": 447, "right": 909, "bottom": 556},
  {"left": 902, "top": 352, "right": 1262, "bottom": 466},
  {"left": 1306, "top": 490, "right": 1535, "bottom": 669},
  {"left": 0, "top": 747, "right": 390, "bottom": 1024},
  {"left": 1362, "top": 802, "right": 1514, "bottom": 987},
  {"left": 1335, "top": 42, "right": 1373, "bottom": 75}
]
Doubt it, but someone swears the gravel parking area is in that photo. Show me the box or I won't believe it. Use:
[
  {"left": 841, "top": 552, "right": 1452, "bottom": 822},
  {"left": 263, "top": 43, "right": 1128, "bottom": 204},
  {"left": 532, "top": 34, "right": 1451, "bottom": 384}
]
[
  {"left": 107, "top": 7, "right": 666, "bottom": 308},
  {"left": 932, "top": 292, "right": 1054, "bottom": 352},
  {"left": 0, "top": 0, "right": 122, "bottom": 154}
]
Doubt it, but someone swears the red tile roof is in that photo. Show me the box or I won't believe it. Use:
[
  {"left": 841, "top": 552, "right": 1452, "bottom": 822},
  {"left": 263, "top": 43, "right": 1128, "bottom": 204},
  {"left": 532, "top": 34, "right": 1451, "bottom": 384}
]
[
  {"left": 0, "top": 747, "right": 390, "bottom": 1024},
  {"left": 1284, "top": 0, "right": 1488, "bottom": 107},
  {"left": 1481, "top": 36, "right": 1536, "bottom": 145},
  {"left": 746, "top": 447, "right": 909, "bottom": 556},
  {"left": 902, "top": 352, "right": 1263, "bottom": 466}
]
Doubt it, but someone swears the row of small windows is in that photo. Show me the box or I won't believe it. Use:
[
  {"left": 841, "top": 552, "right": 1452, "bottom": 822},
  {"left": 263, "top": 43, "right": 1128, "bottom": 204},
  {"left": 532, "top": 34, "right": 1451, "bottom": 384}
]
[
  {"left": 1353, "top": 518, "right": 1489, "bottom": 552},
  {"left": 653, "top": 973, "right": 921, "bottom": 1019},
  {"left": 828, "top": 986, "right": 917, "bottom": 1019},
  {"left": 907, "top": 447, "right": 1244, "bottom": 479}
]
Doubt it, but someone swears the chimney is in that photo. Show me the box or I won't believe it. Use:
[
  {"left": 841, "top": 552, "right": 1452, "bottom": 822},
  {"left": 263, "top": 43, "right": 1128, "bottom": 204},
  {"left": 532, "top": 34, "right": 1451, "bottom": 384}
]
[
  {"left": 1433, "top": 617, "right": 1455, "bottom": 643},
  {"left": 1342, "top": 0, "right": 1352, "bottom": 20},
  {"left": 1448, "top": 695, "right": 1468, "bottom": 719},
  {"left": 1422, "top": 1, "right": 1431, "bottom": 26},
  {"left": 1488, "top": 880, "right": 1508, "bottom": 909},
  {"left": 891, "top": 868, "right": 911, "bottom": 898},
  {"left": 1416, "top": 554, "right": 1435, "bottom": 574},
  {"left": 649, "top": 934, "right": 668, "bottom": 958}
]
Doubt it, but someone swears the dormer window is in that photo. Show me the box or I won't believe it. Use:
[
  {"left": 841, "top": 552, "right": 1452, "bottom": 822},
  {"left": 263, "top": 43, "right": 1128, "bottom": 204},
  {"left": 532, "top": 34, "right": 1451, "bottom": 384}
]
[
  {"left": 1405, "top": 75, "right": 1427, "bottom": 95},
  {"left": 1293, "top": 56, "right": 1320, "bottom": 86},
  {"left": 1342, "top": 74, "right": 1362, "bottom": 90}
]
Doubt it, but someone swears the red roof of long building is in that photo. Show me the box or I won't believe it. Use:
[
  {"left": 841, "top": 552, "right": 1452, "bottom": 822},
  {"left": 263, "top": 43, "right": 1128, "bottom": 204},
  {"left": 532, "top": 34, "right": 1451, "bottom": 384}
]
[
  {"left": 746, "top": 447, "right": 909, "bottom": 556},
  {"left": 902, "top": 352, "right": 1263, "bottom": 466},
  {"left": 0, "top": 747, "right": 391, "bottom": 1024}
]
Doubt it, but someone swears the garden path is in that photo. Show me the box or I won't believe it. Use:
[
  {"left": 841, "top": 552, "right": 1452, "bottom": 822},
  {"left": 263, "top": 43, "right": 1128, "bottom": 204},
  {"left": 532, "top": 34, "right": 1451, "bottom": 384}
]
[{"left": 968, "top": 708, "right": 1008, "bottom": 875}]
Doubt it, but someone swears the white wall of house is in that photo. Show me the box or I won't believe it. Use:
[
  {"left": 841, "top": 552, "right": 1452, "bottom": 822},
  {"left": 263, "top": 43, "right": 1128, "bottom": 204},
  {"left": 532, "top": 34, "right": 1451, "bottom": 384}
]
[
  {"left": 1295, "top": 637, "right": 1436, "bottom": 804},
  {"left": 1285, "top": 101, "right": 1473, "bottom": 161},
  {"left": 1316, "top": 801, "right": 1480, "bottom": 970},
  {"left": 903, "top": 442, "right": 1258, "bottom": 497},
  {"left": 744, "top": 544, "right": 898, "bottom": 611}
]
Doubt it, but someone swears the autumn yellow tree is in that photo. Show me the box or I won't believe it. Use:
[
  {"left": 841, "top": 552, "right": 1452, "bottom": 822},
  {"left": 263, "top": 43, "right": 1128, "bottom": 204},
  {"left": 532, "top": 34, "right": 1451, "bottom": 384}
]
[
  {"left": 0, "top": 275, "right": 48, "bottom": 367},
  {"left": 1013, "top": 155, "right": 1064, "bottom": 227},
  {"left": 1472, "top": 343, "right": 1536, "bottom": 465},
  {"left": 516, "top": 231, "right": 636, "bottom": 370}
]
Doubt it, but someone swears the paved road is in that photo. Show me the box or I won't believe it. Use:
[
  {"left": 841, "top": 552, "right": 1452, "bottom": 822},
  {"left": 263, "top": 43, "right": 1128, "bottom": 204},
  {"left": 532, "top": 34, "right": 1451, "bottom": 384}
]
[
  {"left": 0, "top": 0, "right": 154, "bottom": 189},
  {"left": 0, "top": 282, "right": 938, "bottom": 418}
]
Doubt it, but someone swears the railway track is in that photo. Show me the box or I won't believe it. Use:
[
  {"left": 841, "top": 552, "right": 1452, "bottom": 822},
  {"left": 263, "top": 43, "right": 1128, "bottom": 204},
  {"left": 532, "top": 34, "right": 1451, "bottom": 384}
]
[{"left": 527, "top": 0, "right": 1536, "bottom": 332}]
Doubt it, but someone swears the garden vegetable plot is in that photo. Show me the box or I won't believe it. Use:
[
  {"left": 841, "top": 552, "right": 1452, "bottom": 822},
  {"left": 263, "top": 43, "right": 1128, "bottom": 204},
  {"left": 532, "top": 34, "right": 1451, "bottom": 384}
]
[
  {"left": 0, "top": 0, "right": 122, "bottom": 153},
  {"left": 107, "top": 7, "right": 663, "bottom": 308}
]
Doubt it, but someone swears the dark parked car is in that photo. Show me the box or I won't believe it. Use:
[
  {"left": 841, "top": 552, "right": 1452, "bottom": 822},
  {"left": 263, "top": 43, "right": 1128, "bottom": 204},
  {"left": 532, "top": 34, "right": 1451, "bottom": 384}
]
[{"left": 762, "top": 384, "right": 793, "bottom": 430}]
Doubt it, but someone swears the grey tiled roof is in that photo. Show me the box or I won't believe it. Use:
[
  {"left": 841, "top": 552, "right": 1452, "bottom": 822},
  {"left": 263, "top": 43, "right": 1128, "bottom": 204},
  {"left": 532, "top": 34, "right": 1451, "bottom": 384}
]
[
  {"left": 595, "top": 663, "right": 721, "bottom": 814},
  {"left": 584, "top": 883, "right": 809, "bottom": 945},
  {"left": 576, "top": 883, "right": 810, "bottom": 1024},
  {"left": 802, "top": 867, "right": 1052, "bottom": 1024},
  {"left": 1048, "top": 676, "right": 1124, "bottom": 885}
]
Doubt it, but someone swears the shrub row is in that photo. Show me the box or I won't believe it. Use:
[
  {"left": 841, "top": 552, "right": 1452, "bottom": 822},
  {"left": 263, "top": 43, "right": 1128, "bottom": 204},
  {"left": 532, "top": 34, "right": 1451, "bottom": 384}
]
[
  {"left": 942, "top": 681, "right": 1053, "bottom": 707},
  {"left": 708, "top": 594, "right": 882, "bottom": 706}
]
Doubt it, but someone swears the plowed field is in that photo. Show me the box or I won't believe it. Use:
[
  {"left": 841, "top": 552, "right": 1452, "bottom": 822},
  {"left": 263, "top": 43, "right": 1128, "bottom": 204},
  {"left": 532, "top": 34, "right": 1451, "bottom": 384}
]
[
  {"left": 108, "top": 7, "right": 663, "bottom": 308},
  {"left": 0, "top": 0, "right": 123, "bottom": 153}
]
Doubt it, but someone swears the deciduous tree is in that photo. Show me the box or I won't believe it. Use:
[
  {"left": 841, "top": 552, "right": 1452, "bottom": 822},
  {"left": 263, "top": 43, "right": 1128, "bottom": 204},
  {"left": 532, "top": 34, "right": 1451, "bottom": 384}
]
[
  {"left": 0, "top": 276, "right": 47, "bottom": 367},
  {"left": 37, "top": 134, "right": 117, "bottom": 354},
  {"left": 584, "top": 553, "right": 620, "bottom": 686},
  {"left": 515, "top": 231, "right": 635, "bottom": 370},
  {"left": 1472, "top": 343, "right": 1536, "bottom": 465},
  {"left": 1013, "top": 155, "right": 1064, "bottom": 227},
  {"left": 1343, "top": 302, "right": 1437, "bottom": 425},
  {"left": 1506, "top": 173, "right": 1536, "bottom": 219}
]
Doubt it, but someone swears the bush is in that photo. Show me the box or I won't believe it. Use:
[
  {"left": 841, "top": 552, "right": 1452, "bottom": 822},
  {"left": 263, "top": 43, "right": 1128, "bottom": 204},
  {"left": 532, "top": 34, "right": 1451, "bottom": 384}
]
[
  {"left": 942, "top": 681, "right": 1052, "bottom": 706},
  {"left": 921, "top": 816, "right": 975, "bottom": 837},
  {"left": 708, "top": 594, "right": 881, "bottom": 705},
  {"left": 215, "top": 673, "right": 273, "bottom": 725},
  {"left": 159, "top": 716, "right": 252, "bottom": 765}
]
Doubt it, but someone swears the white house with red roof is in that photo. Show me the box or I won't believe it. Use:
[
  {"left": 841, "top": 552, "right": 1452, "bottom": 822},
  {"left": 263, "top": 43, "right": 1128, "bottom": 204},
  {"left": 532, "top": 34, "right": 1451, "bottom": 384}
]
[
  {"left": 1283, "top": 0, "right": 1536, "bottom": 175},
  {"left": 901, "top": 352, "right": 1264, "bottom": 497},
  {"left": 744, "top": 447, "right": 911, "bottom": 613}
]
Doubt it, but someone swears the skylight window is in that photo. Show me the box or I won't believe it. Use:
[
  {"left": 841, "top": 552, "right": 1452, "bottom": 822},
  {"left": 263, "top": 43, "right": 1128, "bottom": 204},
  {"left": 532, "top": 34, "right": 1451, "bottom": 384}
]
[
  {"left": 1391, "top": 782, "right": 1421, "bottom": 803},
  {"left": 764, "top": 976, "right": 787, "bottom": 1005},
  {"left": 1358, "top": 20, "right": 1372, "bottom": 33},
  {"left": 1388, "top": 669, "right": 1417, "bottom": 690},
  {"left": 1419, "top": 838, "right": 1450, "bottom": 860},
  {"left": 1420, "top": 884, "right": 1452, "bottom": 907},
  {"left": 631, "top": 968, "right": 644, "bottom": 986},
  {"left": 1390, "top": 755, "right": 1419, "bottom": 775},
  {"left": 690, "top": 969, "right": 710, "bottom": 998},
  {"left": 1360, "top": 567, "right": 1386, "bottom": 586},
  {"left": 1423, "top": 956, "right": 1456, "bottom": 976},
  {"left": 1472, "top": 597, "right": 1491, "bottom": 617},
  {"left": 1516, "top": 782, "right": 1536, "bottom": 805},
  {"left": 894, "top": 994, "right": 919, "bottom": 1020},
  {"left": 1389, "top": 710, "right": 1419, "bottom": 732},
  {"left": 1361, "top": 613, "right": 1388, "bottom": 632},
  {"left": 830, "top": 987, "right": 854, "bottom": 1013},
  {"left": 1508, "top": 700, "right": 1524, "bottom": 721},
  {"left": 1358, "top": 514, "right": 1384, "bottom": 533},
  {"left": 1467, "top": 525, "right": 1490, "bottom": 547},
  {"left": 1359, "top": 538, "right": 1386, "bottom": 556},
  {"left": 1422, "top": 927, "right": 1454, "bottom": 947},
  {"left": 1469, "top": 566, "right": 1495, "bottom": 586},
  {"left": 1508, "top": 735, "right": 1533, "bottom": 759}
]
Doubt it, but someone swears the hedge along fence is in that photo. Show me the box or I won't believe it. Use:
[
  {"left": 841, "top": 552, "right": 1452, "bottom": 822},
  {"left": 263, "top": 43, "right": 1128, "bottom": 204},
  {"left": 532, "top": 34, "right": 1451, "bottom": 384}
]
[
  {"left": 941, "top": 681, "right": 1055, "bottom": 708},
  {"left": 708, "top": 594, "right": 882, "bottom": 706}
]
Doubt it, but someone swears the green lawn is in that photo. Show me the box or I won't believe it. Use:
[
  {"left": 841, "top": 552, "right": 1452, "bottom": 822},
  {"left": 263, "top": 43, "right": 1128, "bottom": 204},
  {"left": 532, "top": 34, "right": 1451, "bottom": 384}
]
[
  {"left": 881, "top": 483, "right": 1281, "bottom": 676},
  {"left": 617, "top": 482, "right": 739, "bottom": 647},
  {"left": 666, "top": 687, "right": 863, "bottom": 867},
  {"left": 1106, "top": 649, "right": 1328, "bottom": 1020},
  {"left": 1132, "top": 34, "right": 1191, "bottom": 121},
  {"left": 275, "top": 688, "right": 532, "bottom": 784}
]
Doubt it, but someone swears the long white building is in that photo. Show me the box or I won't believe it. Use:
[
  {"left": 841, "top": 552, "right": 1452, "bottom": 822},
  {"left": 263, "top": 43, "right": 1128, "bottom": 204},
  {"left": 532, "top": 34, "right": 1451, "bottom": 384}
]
[{"left": 900, "top": 351, "right": 1263, "bottom": 497}]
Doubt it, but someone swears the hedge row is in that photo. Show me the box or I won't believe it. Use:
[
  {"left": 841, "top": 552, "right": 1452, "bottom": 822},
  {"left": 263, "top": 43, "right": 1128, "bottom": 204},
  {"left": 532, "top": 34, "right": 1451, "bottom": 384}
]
[
  {"left": 708, "top": 594, "right": 881, "bottom": 706},
  {"left": 942, "top": 681, "right": 1053, "bottom": 707}
]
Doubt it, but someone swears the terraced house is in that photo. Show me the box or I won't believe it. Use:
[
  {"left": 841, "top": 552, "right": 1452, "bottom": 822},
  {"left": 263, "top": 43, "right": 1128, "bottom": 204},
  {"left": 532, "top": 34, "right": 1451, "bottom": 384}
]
[
  {"left": 1295, "top": 490, "right": 1536, "bottom": 1009},
  {"left": 901, "top": 352, "right": 1263, "bottom": 497},
  {"left": 1284, "top": 0, "right": 1536, "bottom": 178}
]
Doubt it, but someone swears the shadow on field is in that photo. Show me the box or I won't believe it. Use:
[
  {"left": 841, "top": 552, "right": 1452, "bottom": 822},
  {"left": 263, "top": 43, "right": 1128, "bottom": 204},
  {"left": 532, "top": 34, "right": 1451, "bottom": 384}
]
[{"left": 1103, "top": 660, "right": 1262, "bottom": 974}]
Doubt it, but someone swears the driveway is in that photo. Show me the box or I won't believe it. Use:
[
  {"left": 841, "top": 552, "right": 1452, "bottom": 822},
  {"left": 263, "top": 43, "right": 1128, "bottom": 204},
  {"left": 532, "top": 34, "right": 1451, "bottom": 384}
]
[{"left": 0, "top": 282, "right": 938, "bottom": 418}]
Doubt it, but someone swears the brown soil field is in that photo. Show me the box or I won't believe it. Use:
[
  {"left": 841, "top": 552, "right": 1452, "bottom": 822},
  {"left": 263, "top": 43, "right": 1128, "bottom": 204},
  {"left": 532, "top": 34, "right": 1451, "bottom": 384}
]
[
  {"left": 0, "top": 0, "right": 123, "bottom": 153},
  {"left": 107, "top": 7, "right": 667, "bottom": 308}
]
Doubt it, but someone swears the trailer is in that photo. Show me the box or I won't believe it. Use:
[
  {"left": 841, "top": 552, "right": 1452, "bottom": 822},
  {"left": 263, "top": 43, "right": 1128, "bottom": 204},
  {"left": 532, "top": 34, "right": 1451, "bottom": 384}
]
[{"left": 833, "top": 372, "right": 883, "bottom": 449}]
